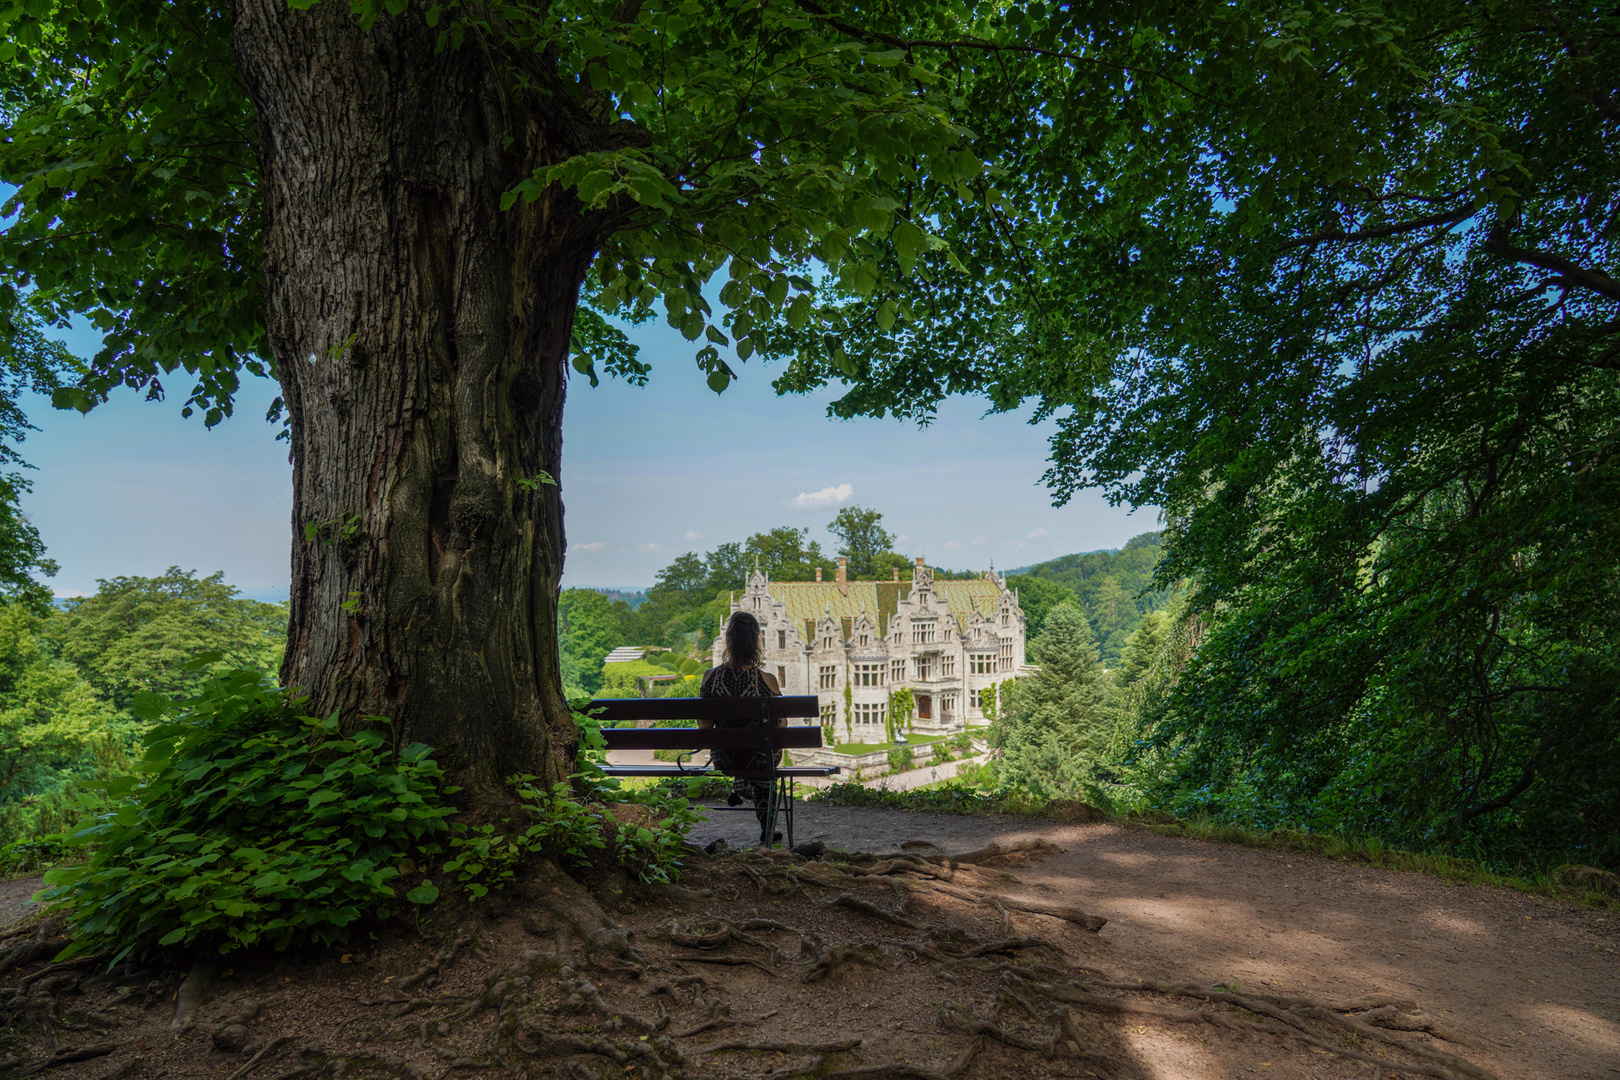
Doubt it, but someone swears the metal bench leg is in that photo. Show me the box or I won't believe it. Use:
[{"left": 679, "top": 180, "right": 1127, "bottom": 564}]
[
  {"left": 759, "top": 773, "right": 775, "bottom": 849},
  {"left": 784, "top": 777, "right": 795, "bottom": 849}
]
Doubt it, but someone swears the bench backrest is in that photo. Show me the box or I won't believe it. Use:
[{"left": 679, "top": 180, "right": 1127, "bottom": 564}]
[
  {"left": 584, "top": 696, "right": 819, "bottom": 724},
  {"left": 588, "top": 696, "right": 824, "bottom": 752}
]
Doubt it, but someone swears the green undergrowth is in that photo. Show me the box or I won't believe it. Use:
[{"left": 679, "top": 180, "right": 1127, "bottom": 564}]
[
  {"left": 36, "top": 663, "right": 700, "bottom": 964},
  {"left": 811, "top": 780, "right": 1620, "bottom": 909}
]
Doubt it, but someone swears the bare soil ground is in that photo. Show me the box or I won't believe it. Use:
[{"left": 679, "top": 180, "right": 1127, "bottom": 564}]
[{"left": 1, "top": 805, "right": 1615, "bottom": 1080}]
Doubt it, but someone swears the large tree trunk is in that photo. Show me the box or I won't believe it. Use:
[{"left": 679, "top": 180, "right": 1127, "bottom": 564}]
[{"left": 230, "top": 1, "right": 619, "bottom": 798}]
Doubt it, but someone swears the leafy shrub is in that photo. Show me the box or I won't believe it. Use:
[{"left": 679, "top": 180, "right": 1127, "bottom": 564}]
[
  {"left": 950, "top": 732, "right": 974, "bottom": 753},
  {"left": 0, "top": 835, "right": 69, "bottom": 876},
  {"left": 885, "top": 746, "right": 916, "bottom": 774},
  {"left": 501, "top": 776, "right": 701, "bottom": 885},
  {"left": 40, "top": 668, "right": 455, "bottom": 962},
  {"left": 812, "top": 778, "right": 1050, "bottom": 817}
]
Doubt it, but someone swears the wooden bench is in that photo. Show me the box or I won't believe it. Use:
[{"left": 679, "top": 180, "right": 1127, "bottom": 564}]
[{"left": 589, "top": 696, "right": 839, "bottom": 849}]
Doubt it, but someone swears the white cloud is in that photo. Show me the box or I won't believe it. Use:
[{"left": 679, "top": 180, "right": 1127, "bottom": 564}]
[
  {"left": 571, "top": 541, "right": 608, "bottom": 554},
  {"left": 943, "top": 540, "right": 963, "bottom": 552},
  {"left": 895, "top": 534, "right": 911, "bottom": 547},
  {"left": 684, "top": 530, "right": 703, "bottom": 542},
  {"left": 638, "top": 542, "right": 670, "bottom": 554},
  {"left": 972, "top": 535, "right": 988, "bottom": 546},
  {"left": 786, "top": 483, "right": 853, "bottom": 510},
  {"left": 52, "top": 588, "right": 89, "bottom": 599},
  {"left": 1027, "top": 528, "right": 1049, "bottom": 539}
]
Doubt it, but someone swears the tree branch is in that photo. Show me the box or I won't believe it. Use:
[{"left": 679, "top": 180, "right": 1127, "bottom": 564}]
[
  {"left": 1487, "top": 230, "right": 1620, "bottom": 302},
  {"left": 1281, "top": 205, "right": 1473, "bottom": 251}
]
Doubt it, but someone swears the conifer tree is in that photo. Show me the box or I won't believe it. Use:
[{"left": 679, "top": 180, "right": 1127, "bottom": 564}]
[
  {"left": 996, "top": 603, "right": 1110, "bottom": 798},
  {"left": 1114, "top": 611, "right": 1167, "bottom": 696}
]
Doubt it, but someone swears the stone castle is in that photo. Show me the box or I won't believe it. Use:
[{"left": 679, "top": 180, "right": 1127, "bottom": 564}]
[{"left": 713, "top": 555, "right": 1028, "bottom": 740}]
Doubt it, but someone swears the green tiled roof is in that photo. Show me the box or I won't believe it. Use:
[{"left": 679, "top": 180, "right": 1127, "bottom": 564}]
[{"left": 767, "top": 577, "right": 1003, "bottom": 643}]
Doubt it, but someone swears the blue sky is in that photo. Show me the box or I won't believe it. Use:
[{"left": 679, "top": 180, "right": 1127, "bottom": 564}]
[{"left": 20, "top": 318, "right": 1157, "bottom": 598}]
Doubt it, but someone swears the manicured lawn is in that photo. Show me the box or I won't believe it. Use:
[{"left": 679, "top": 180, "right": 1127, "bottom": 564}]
[{"left": 831, "top": 732, "right": 951, "bottom": 755}]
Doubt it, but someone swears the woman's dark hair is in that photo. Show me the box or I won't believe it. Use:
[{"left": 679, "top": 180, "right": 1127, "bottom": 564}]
[{"left": 723, "top": 611, "right": 762, "bottom": 668}]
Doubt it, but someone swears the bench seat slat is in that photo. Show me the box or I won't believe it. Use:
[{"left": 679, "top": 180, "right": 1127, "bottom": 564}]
[
  {"left": 596, "top": 765, "right": 840, "bottom": 778},
  {"left": 585, "top": 696, "right": 820, "bottom": 723},
  {"left": 600, "top": 726, "right": 822, "bottom": 751}
]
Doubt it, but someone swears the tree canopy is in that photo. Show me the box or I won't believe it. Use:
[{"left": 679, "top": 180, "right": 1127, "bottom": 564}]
[
  {"left": 827, "top": 505, "right": 895, "bottom": 578},
  {"left": 47, "top": 568, "right": 287, "bottom": 714}
]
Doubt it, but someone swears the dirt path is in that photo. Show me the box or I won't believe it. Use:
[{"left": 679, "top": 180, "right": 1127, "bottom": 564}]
[
  {"left": 5, "top": 807, "right": 1617, "bottom": 1080},
  {"left": 692, "top": 802, "right": 1620, "bottom": 1080}
]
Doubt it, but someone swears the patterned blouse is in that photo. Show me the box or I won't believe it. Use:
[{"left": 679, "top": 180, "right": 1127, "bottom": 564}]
[{"left": 699, "top": 664, "right": 780, "bottom": 776}]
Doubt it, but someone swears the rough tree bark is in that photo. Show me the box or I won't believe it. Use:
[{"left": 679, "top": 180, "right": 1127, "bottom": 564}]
[{"left": 229, "top": 1, "right": 632, "bottom": 798}]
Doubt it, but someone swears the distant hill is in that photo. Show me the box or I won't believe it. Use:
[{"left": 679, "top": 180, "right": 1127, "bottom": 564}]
[{"left": 1009, "top": 531, "right": 1167, "bottom": 664}]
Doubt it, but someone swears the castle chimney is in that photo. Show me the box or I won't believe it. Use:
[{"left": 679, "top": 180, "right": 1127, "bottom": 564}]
[
  {"left": 915, "top": 555, "right": 925, "bottom": 569},
  {"left": 892, "top": 567, "right": 900, "bottom": 582},
  {"left": 836, "top": 557, "right": 847, "bottom": 585},
  {"left": 815, "top": 567, "right": 822, "bottom": 582}
]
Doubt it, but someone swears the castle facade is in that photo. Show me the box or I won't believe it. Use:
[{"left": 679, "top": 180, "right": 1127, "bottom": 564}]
[{"left": 714, "top": 556, "right": 1028, "bottom": 741}]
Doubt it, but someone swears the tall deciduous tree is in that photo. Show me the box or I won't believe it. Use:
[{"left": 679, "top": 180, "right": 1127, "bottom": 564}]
[
  {"left": 827, "top": 505, "right": 894, "bottom": 578},
  {"left": 0, "top": 0, "right": 1000, "bottom": 798}
]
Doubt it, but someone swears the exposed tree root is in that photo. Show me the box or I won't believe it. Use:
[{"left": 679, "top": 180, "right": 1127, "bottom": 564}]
[
  {"left": 223, "top": 1036, "right": 294, "bottom": 1080},
  {"left": 695, "top": 1037, "right": 862, "bottom": 1055},
  {"left": 827, "top": 893, "right": 921, "bottom": 929},
  {"left": 802, "top": 937, "right": 887, "bottom": 983},
  {"left": 664, "top": 918, "right": 789, "bottom": 961},
  {"left": 18, "top": 1042, "right": 117, "bottom": 1074},
  {"left": 640, "top": 974, "right": 707, "bottom": 997},
  {"left": 398, "top": 930, "right": 477, "bottom": 992},
  {"left": 889, "top": 873, "right": 1105, "bottom": 933},
  {"left": 676, "top": 954, "right": 779, "bottom": 976},
  {"left": 644, "top": 882, "right": 716, "bottom": 903}
]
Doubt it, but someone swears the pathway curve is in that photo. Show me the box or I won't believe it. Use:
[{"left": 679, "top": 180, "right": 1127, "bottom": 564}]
[{"left": 689, "top": 803, "right": 1620, "bottom": 1080}]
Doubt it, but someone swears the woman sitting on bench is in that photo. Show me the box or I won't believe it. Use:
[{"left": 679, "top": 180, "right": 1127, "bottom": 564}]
[{"left": 699, "top": 611, "right": 783, "bottom": 844}]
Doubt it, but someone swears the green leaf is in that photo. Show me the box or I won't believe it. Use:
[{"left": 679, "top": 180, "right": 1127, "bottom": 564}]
[{"left": 406, "top": 882, "right": 440, "bottom": 905}]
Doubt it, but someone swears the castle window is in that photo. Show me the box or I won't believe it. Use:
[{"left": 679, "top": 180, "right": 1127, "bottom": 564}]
[
  {"left": 999, "top": 640, "right": 1014, "bottom": 671},
  {"left": 856, "top": 663, "right": 883, "bottom": 686},
  {"left": 914, "top": 657, "right": 932, "bottom": 681},
  {"left": 890, "top": 659, "right": 905, "bottom": 684},
  {"left": 942, "top": 655, "right": 956, "bottom": 677},
  {"left": 911, "top": 621, "right": 936, "bottom": 644},
  {"left": 973, "top": 627, "right": 981, "bottom": 641},
  {"left": 819, "top": 665, "right": 837, "bottom": 691},
  {"left": 777, "top": 665, "right": 786, "bottom": 686},
  {"left": 970, "top": 654, "right": 994, "bottom": 674},
  {"left": 821, "top": 703, "right": 837, "bottom": 727},
  {"left": 969, "top": 688, "right": 981, "bottom": 709},
  {"left": 1000, "top": 613, "right": 1009, "bottom": 627},
  {"left": 859, "top": 633, "right": 870, "bottom": 646},
  {"left": 942, "top": 693, "right": 956, "bottom": 720},
  {"left": 778, "top": 630, "right": 787, "bottom": 650},
  {"left": 854, "top": 701, "right": 886, "bottom": 728}
]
